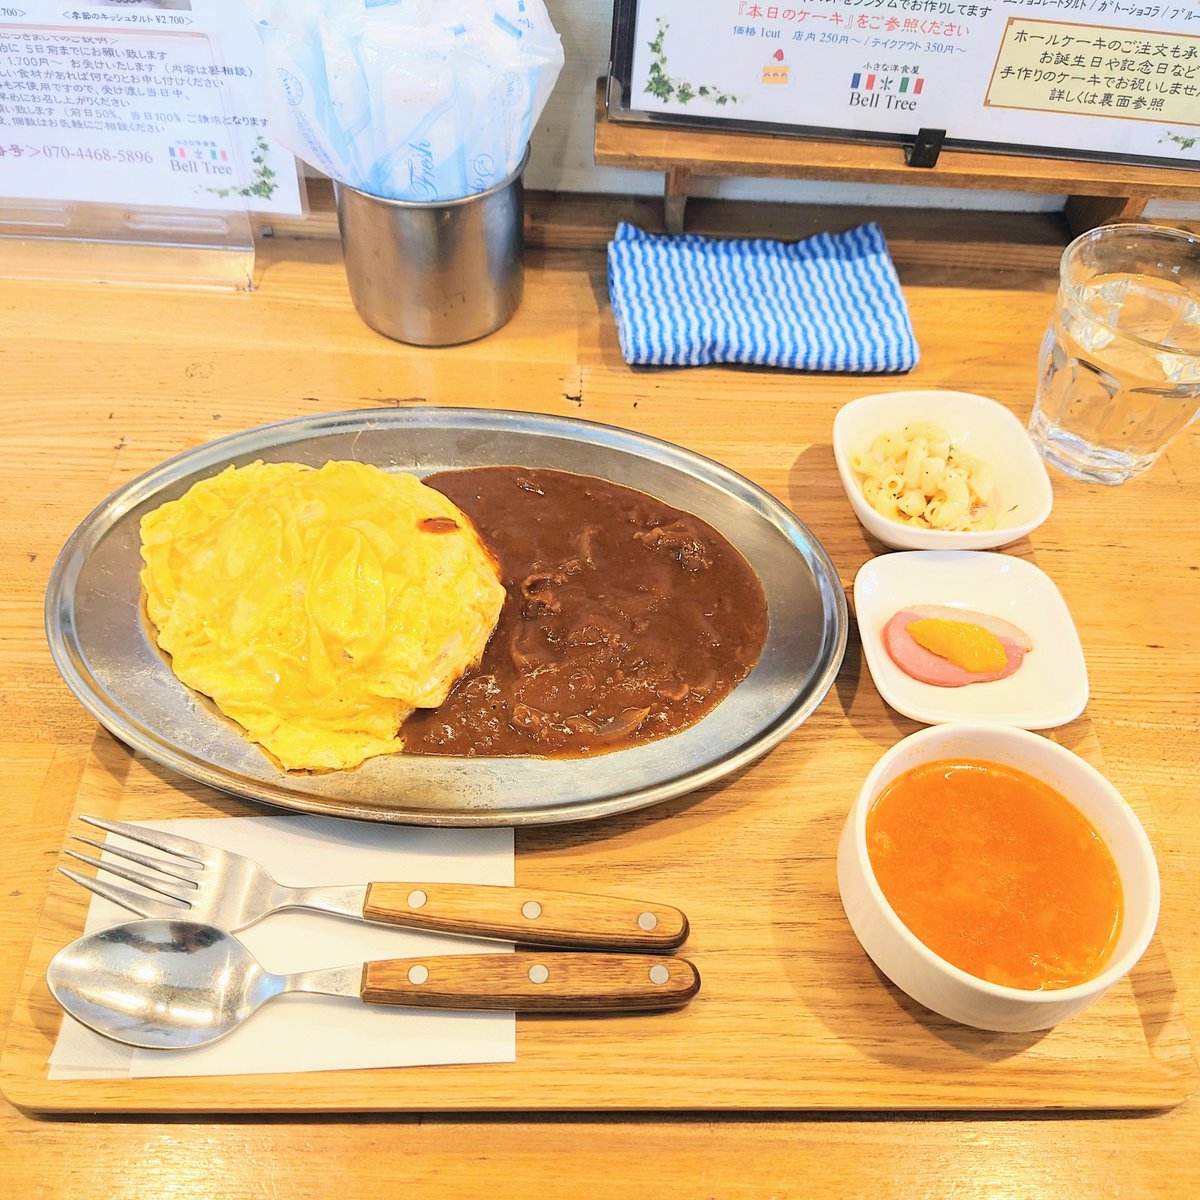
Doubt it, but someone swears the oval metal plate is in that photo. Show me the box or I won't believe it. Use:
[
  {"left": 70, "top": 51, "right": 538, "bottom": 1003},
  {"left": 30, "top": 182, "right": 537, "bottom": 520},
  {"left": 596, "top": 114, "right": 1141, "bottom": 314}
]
[{"left": 45, "top": 409, "right": 847, "bottom": 826}]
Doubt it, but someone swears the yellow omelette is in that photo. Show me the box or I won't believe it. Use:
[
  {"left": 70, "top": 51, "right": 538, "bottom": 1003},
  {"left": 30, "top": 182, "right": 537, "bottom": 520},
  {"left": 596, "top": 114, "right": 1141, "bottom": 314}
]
[{"left": 139, "top": 460, "right": 504, "bottom": 771}]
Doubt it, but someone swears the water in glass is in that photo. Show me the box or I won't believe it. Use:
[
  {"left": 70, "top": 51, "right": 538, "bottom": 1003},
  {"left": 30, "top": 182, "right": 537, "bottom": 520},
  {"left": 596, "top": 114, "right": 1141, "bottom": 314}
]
[{"left": 1032, "top": 231, "right": 1200, "bottom": 485}]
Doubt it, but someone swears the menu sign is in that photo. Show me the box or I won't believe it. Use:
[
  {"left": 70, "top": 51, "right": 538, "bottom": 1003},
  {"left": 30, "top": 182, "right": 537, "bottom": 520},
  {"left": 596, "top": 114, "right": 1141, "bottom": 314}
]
[
  {"left": 608, "top": 0, "right": 1200, "bottom": 168},
  {"left": 0, "top": 0, "right": 303, "bottom": 215}
]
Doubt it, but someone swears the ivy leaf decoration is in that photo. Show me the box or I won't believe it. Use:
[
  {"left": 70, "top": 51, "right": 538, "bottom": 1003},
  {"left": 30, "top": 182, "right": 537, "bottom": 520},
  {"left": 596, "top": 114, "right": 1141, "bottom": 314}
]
[
  {"left": 200, "top": 135, "right": 281, "bottom": 201},
  {"left": 1160, "top": 131, "right": 1198, "bottom": 153},
  {"left": 643, "top": 20, "right": 739, "bottom": 108}
]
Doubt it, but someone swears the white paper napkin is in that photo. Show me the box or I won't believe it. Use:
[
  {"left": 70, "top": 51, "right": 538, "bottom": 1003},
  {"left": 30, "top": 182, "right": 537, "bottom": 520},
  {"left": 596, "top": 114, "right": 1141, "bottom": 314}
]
[{"left": 48, "top": 814, "right": 515, "bottom": 1079}]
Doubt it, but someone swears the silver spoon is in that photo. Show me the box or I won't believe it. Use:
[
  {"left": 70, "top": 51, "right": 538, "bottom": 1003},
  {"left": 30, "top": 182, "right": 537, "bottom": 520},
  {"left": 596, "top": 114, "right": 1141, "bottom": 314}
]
[{"left": 46, "top": 919, "right": 701, "bottom": 1050}]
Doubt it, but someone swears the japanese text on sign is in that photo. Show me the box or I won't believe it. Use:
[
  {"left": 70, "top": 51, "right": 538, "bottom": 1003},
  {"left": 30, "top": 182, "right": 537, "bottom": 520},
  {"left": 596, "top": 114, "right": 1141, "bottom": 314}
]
[
  {"left": 0, "top": 3, "right": 302, "bottom": 216},
  {"left": 986, "top": 19, "right": 1200, "bottom": 125},
  {"left": 616, "top": 0, "right": 1200, "bottom": 168}
]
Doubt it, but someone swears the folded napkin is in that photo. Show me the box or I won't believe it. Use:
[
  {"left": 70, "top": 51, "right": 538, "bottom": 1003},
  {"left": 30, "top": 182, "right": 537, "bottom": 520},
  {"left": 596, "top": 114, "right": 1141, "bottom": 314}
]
[
  {"left": 49, "top": 815, "right": 514, "bottom": 1080},
  {"left": 607, "top": 221, "right": 919, "bottom": 372}
]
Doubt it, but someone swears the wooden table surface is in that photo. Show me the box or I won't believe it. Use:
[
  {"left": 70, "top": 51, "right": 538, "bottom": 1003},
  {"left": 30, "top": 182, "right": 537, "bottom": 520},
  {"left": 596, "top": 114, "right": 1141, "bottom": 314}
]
[{"left": 1, "top": 196, "right": 1198, "bottom": 1197}]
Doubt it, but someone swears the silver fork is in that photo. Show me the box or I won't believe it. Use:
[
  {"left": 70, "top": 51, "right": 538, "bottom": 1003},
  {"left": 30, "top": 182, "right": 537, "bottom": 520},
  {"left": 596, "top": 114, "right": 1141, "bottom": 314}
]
[{"left": 61, "top": 815, "right": 689, "bottom": 952}]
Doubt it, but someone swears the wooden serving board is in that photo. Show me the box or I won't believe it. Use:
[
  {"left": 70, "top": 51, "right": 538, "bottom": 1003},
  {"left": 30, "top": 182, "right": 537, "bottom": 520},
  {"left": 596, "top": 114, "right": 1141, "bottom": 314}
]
[{"left": 3, "top": 688, "right": 1196, "bottom": 1115}]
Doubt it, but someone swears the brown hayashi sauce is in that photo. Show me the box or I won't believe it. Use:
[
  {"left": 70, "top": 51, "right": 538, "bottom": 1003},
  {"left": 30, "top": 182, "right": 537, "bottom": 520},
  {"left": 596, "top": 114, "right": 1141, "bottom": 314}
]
[{"left": 401, "top": 466, "right": 768, "bottom": 758}]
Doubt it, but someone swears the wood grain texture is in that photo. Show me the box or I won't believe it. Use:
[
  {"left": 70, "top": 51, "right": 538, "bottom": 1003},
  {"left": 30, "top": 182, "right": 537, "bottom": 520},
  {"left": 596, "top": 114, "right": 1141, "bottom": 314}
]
[
  {"left": 1, "top": 193, "right": 1199, "bottom": 1197},
  {"left": 3, "top": 720, "right": 1193, "bottom": 1113},
  {"left": 362, "top": 882, "right": 689, "bottom": 951},
  {"left": 360, "top": 953, "right": 700, "bottom": 1011},
  {"left": 271, "top": 179, "right": 1082, "bottom": 271}
]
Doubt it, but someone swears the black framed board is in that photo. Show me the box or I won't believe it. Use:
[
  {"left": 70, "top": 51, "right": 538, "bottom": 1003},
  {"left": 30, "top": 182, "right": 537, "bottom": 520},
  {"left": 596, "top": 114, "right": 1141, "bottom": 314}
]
[{"left": 607, "top": 0, "right": 1200, "bottom": 171}]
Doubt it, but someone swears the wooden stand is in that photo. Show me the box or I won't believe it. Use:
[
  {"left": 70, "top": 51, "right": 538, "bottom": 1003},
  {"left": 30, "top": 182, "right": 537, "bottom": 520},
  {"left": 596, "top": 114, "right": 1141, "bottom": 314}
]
[{"left": 594, "top": 80, "right": 1200, "bottom": 237}]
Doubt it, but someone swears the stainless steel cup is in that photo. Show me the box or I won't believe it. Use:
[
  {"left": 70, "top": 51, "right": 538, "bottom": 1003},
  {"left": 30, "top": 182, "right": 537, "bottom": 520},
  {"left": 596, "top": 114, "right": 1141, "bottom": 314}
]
[{"left": 334, "top": 149, "right": 527, "bottom": 347}]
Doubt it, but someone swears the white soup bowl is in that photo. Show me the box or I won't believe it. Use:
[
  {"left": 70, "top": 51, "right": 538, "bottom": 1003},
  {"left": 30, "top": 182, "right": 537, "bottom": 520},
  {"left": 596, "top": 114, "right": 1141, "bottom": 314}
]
[{"left": 837, "top": 723, "right": 1159, "bottom": 1032}]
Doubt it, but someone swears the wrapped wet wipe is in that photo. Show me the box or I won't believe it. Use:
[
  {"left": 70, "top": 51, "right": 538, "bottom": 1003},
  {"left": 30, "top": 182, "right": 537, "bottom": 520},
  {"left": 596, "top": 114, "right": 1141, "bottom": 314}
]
[{"left": 249, "top": 0, "right": 563, "bottom": 202}]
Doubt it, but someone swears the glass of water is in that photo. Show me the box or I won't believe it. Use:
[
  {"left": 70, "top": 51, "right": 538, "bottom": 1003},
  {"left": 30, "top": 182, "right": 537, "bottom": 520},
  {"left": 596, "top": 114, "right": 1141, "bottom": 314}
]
[{"left": 1030, "top": 223, "right": 1200, "bottom": 485}]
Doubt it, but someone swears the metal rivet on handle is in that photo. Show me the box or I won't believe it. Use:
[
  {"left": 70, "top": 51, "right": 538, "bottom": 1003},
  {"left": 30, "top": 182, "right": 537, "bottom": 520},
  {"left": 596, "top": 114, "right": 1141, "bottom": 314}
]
[
  {"left": 638, "top": 911, "right": 658, "bottom": 931},
  {"left": 407, "top": 889, "right": 427, "bottom": 909},
  {"left": 407, "top": 964, "right": 429, "bottom": 985},
  {"left": 528, "top": 963, "right": 550, "bottom": 984},
  {"left": 521, "top": 900, "right": 542, "bottom": 920},
  {"left": 649, "top": 965, "right": 670, "bottom": 985}
]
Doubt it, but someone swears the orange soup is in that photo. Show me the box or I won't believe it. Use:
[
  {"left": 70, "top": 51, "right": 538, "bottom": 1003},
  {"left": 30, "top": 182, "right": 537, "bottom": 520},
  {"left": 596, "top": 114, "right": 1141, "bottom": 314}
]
[{"left": 866, "top": 759, "right": 1123, "bottom": 991}]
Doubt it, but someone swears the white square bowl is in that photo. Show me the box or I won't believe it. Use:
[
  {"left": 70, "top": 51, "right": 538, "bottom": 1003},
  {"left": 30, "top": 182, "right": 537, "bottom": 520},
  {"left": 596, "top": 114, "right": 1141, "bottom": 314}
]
[
  {"left": 853, "top": 550, "right": 1089, "bottom": 730},
  {"left": 833, "top": 390, "right": 1053, "bottom": 551}
]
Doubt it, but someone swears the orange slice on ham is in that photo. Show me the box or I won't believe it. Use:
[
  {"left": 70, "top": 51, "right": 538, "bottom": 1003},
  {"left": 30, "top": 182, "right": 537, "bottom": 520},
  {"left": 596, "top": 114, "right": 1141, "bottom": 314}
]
[{"left": 882, "top": 604, "right": 1032, "bottom": 687}]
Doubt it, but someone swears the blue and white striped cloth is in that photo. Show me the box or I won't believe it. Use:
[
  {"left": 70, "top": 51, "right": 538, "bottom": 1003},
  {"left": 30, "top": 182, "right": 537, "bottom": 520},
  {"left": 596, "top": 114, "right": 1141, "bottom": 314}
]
[{"left": 607, "top": 222, "right": 919, "bottom": 372}]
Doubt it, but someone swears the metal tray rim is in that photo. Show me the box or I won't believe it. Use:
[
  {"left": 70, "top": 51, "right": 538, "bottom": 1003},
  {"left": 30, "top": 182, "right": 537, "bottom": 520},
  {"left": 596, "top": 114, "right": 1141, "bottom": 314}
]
[{"left": 45, "top": 407, "right": 848, "bottom": 826}]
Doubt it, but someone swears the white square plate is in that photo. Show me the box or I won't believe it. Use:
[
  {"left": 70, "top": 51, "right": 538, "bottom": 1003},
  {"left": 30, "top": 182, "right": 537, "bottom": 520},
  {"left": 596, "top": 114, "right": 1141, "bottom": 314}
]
[{"left": 853, "top": 551, "right": 1089, "bottom": 729}]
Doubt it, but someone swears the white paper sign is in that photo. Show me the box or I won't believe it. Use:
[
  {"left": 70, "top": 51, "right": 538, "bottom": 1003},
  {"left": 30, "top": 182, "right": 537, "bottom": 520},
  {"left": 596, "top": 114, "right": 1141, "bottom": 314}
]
[
  {"left": 0, "top": 1, "right": 304, "bottom": 214},
  {"left": 617, "top": 0, "right": 1200, "bottom": 168}
]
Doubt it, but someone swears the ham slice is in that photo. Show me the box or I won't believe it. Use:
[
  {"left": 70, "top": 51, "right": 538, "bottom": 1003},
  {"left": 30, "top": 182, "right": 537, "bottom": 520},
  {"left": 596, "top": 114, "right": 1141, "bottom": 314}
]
[{"left": 883, "top": 605, "right": 1032, "bottom": 688}]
